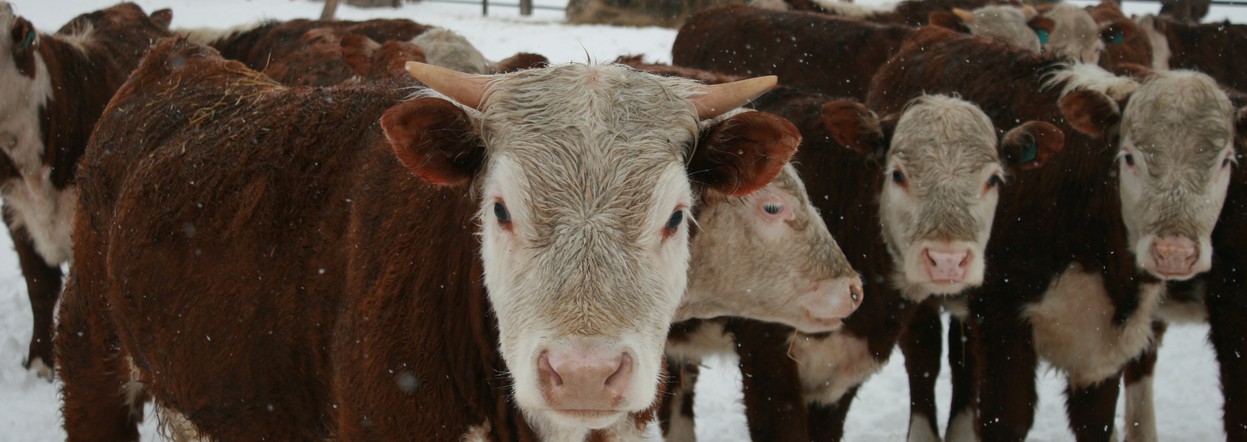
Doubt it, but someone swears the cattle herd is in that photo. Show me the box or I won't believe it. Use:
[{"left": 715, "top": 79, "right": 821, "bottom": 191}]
[{"left": 1, "top": 0, "right": 1245, "bottom": 440}]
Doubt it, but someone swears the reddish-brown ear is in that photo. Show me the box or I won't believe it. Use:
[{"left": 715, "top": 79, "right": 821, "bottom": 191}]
[
  {"left": 10, "top": 17, "right": 36, "bottom": 77},
  {"left": 1059, "top": 89, "right": 1122, "bottom": 137},
  {"left": 150, "top": 8, "right": 173, "bottom": 30},
  {"left": 381, "top": 98, "right": 484, "bottom": 186},
  {"left": 690, "top": 111, "right": 799, "bottom": 196},
  {"left": 340, "top": 34, "right": 381, "bottom": 77},
  {"left": 493, "top": 52, "right": 549, "bottom": 73},
  {"left": 1000, "top": 121, "right": 1064, "bottom": 170},
  {"left": 928, "top": 11, "right": 971, "bottom": 33},
  {"left": 821, "top": 99, "right": 888, "bottom": 157},
  {"left": 1100, "top": 21, "right": 1137, "bottom": 45},
  {"left": 1028, "top": 16, "right": 1056, "bottom": 36},
  {"left": 373, "top": 41, "right": 426, "bottom": 79}
]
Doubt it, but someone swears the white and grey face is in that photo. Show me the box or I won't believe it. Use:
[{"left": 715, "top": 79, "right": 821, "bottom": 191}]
[
  {"left": 964, "top": 6, "right": 1042, "bottom": 52},
  {"left": 474, "top": 65, "right": 702, "bottom": 433},
  {"left": 682, "top": 164, "right": 862, "bottom": 334},
  {"left": 878, "top": 96, "right": 1004, "bottom": 298},
  {"left": 0, "top": 2, "right": 51, "bottom": 183},
  {"left": 1117, "top": 71, "right": 1236, "bottom": 280},
  {"left": 1043, "top": 4, "right": 1105, "bottom": 64}
]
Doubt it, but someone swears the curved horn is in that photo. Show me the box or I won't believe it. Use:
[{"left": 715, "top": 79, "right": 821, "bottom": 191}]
[
  {"left": 405, "top": 61, "right": 492, "bottom": 110},
  {"left": 691, "top": 75, "right": 778, "bottom": 119},
  {"left": 953, "top": 7, "right": 976, "bottom": 23},
  {"left": 1021, "top": 4, "right": 1038, "bottom": 19}
]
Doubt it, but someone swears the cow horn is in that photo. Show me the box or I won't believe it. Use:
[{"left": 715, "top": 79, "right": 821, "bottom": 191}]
[
  {"left": 953, "top": 8, "right": 976, "bottom": 22},
  {"left": 405, "top": 61, "right": 492, "bottom": 110},
  {"left": 691, "top": 76, "right": 778, "bottom": 119},
  {"left": 1021, "top": 4, "right": 1038, "bottom": 19}
]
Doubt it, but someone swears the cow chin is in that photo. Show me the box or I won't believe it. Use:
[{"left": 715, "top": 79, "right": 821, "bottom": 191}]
[
  {"left": 900, "top": 241, "right": 986, "bottom": 297},
  {"left": 1135, "top": 235, "right": 1214, "bottom": 281}
]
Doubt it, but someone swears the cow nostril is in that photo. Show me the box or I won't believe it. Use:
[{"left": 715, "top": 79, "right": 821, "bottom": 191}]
[
  {"left": 604, "top": 353, "right": 632, "bottom": 392},
  {"left": 538, "top": 352, "right": 562, "bottom": 387}
]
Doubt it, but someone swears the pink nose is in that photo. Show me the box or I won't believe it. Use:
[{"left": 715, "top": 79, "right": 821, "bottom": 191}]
[
  {"left": 924, "top": 249, "right": 971, "bottom": 283},
  {"left": 799, "top": 277, "right": 863, "bottom": 329},
  {"left": 1151, "top": 237, "right": 1198, "bottom": 276},
  {"left": 538, "top": 349, "right": 632, "bottom": 410}
]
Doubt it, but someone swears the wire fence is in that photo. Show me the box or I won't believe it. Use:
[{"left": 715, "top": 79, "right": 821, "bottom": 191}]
[{"left": 419, "top": 0, "right": 1247, "bottom": 16}]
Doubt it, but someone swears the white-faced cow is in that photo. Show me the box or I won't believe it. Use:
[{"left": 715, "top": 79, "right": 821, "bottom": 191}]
[
  {"left": 56, "top": 38, "right": 800, "bottom": 441},
  {"left": 867, "top": 26, "right": 1243, "bottom": 441},
  {"left": 0, "top": 1, "right": 169, "bottom": 378}
]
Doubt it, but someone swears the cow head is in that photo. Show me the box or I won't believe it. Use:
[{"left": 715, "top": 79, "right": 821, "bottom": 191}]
[
  {"left": 825, "top": 96, "right": 1063, "bottom": 298},
  {"left": 381, "top": 62, "right": 796, "bottom": 437},
  {"left": 1088, "top": 1, "right": 1153, "bottom": 72},
  {"left": 1042, "top": 3, "right": 1105, "bottom": 64},
  {"left": 1058, "top": 69, "right": 1244, "bottom": 280},
  {"left": 935, "top": 6, "right": 1043, "bottom": 53},
  {"left": 682, "top": 162, "right": 862, "bottom": 333}
]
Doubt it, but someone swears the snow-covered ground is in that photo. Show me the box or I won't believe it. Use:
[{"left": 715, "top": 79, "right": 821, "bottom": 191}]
[{"left": 0, "top": 0, "right": 1240, "bottom": 440}]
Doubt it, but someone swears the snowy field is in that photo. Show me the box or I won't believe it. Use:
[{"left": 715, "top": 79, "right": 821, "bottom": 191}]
[{"left": 0, "top": 0, "right": 1241, "bottom": 440}]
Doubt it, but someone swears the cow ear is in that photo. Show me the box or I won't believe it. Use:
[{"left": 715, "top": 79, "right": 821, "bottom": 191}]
[
  {"left": 690, "top": 111, "right": 799, "bottom": 197},
  {"left": 821, "top": 100, "right": 889, "bottom": 158},
  {"left": 9, "top": 17, "right": 36, "bottom": 77},
  {"left": 1000, "top": 121, "right": 1064, "bottom": 170},
  {"left": 150, "top": 8, "right": 173, "bottom": 30},
  {"left": 1100, "top": 21, "right": 1135, "bottom": 46},
  {"left": 381, "top": 97, "right": 484, "bottom": 186},
  {"left": 1029, "top": 16, "right": 1056, "bottom": 45},
  {"left": 1059, "top": 90, "right": 1123, "bottom": 137},
  {"left": 929, "top": 11, "right": 971, "bottom": 33}
]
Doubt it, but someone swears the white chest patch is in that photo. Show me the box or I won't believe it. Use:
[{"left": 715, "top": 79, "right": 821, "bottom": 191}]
[
  {"left": 154, "top": 403, "right": 211, "bottom": 442},
  {"left": 790, "top": 332, "right": 883, "bottom": 406},
  {"left": 664, "top": 321, "right": 733, "bottom": 362},
  {"left": 2, "top": 166, "right": 77, "bottom": 265},
  {"left": 1024, "top": 264, "right": 1162, "bottom": 387},
  {"left": 460, "top": 420, "right": 492, "bottom": 442}
]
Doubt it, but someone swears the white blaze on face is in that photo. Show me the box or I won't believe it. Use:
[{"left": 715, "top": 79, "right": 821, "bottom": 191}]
[
  {"left": 1043, "top": 3, "right": 1105, "bottom": 64},
  {"left": 963, "top": 6, "right": 1042, "bottom": 52},
  {"left": 1116, "top": 71, "right": 1236, "bottom": 280},
  {"left": 681, "top": 164, "right": 862, "bottom": 334},
  {"left": 878, "top": 96, "right": 1003, "bottom": 299},
  {"left": 472, "top": 64, "right": 705, "bottom": 435}
]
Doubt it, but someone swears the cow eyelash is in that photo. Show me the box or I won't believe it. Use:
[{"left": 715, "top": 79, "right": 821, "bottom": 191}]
[{"left": 891, "top": 169, "right": 906, "bottom": 186}]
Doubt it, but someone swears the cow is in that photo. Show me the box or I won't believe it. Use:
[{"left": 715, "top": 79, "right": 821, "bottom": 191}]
[
  {"left": 1133, "top": 13, "right": 1247, "bottom": 93},
  {"left": 261, "top": 28, "right": 427, "bottom": 86},
  {"left": 760, "top": 0, "right": 993, "bottom": 27},
  {"left": 56, "top": 37, "right": 803, "bottom": 441},
  {"left": 867, "top": 25, "right": 1244, "bottom": 441},
  {"left": 671, "top": 5, "right": 1047, "bottom": 100},
  {"left": 0, "top": 1, "right": 170, "bottom": 379},
  {"left": 1087, "top": 0, "right": 1154, "bottom": 73},
  {"left": 182, "top": 18, "right": 430, "bottom": 72}
]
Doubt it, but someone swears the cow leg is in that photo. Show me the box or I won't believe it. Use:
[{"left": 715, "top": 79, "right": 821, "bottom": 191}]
[
  {"left": 659, "top": 357, "right": 699, "bottom": 442},
  {"left": 899, "top": 298, "right": 942, "bottom": 442},
  {"left": 973, "top": 307, "right": 1039, "bottom": 442},
  {"left": 5, "top": 208, "right": 64, "bottom": 379},
  {"left": 807, "top": 386, "right": 859, "bottom": 442},
  {"left": 730, "top": 321, "right": 810, "bottom": 442},
  {"left": 945, "top": 314, "right": 979, "bottom": 442},
  {"left": 56, "top": 278, "right": 145, "bottom": 442},
  {"left": 1065, "top": 372, "right": 1122, "bottom": 442},
  {"left": 1122, "top": 321, "right": 1165, "bottom": 442},
  {"left": 1205, "top": 267, "right": 1247, "bottom": 440}
]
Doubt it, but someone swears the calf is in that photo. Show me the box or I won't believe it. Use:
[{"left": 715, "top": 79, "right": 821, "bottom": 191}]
[
  {"left": 868, "top": 26, "right": 1243, "bottom": 441},
  {"left": 672, "top": 5, "right": 1044, "bottom": 100},
  {"left": 1134, "top": 14, "right": 1247, "bottom": 92},
  {"left": 56, "top": 38, "right": 799, "bottom": 441},
  {"left": 183, "top": 18, "right": 430, "bottom": 71},
  {"left": 261, "top": 28, "right": 427, "bottom": 86},
  {"left": 0, "top": 1, "right": 169, "bottom": 378}
]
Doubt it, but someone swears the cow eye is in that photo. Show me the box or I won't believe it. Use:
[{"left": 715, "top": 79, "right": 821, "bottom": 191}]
[
  {"left": 1122, "top": 153, "right": 1136, "bottom": 167},
  {"left": 1223, "top": 157, "right": 1233, "bottom": 168},
  {"left": 987, "top": 175, "right": 1003, "bottom": 188},
  {"left": 665, "top": 210, "right": 684, "bottom": 231},
  {"left": 763, "top": 202, "right": 783, "bottom": 215},
  {"left": 891, "top": 169, "right": 906, "bottom": 185},
  {"left": 494, "top": 202, "right": 511, "bottom": 224}
]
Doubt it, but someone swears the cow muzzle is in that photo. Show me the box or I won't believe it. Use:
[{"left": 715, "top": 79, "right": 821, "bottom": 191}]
[
  {"left": 796, "top": 276, "right": 863, "bottom": 333},
  {"left": 1147, "top": 236, "right": 1203, "bottom": 279},
  {"left": 537, "top": 344, "right": 633, "bottom": 427}
]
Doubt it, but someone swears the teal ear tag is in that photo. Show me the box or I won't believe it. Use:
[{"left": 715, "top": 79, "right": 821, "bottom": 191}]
[
  {"left": 1020, "top": 140, "right": 1038, "bottom": 164},
  {"left": 21, "top": 30, "right": 34, "bottom": 50},
  {"left": 1036, "top": 29, "right": 1050, "bottom": 46},
  {"left": 1110, "top": 31, "right": 1125, "bottom": 45}
]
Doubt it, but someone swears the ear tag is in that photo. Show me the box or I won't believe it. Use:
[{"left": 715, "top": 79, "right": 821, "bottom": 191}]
[
  {"left": 21, "top": 30, "right": 34, "bottom": 50},
  {"left": 1035, "top": 29, "right": 1050, "bottom": 46},
  {"left": 1110, "top": 31, "right": 1125, "bottom": 45},
  {"left": 1020, "top": 140, "right": 1038, "bottom": 164}
]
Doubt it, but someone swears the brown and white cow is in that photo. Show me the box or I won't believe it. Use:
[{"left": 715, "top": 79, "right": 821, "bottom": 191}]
[
  {"left": 56, "top": 37, "right": 801, "bottom": 441},
  {"left": 261, "top": 28, "right": 427, "bottom": 87},
  {"left": 672, "top": 5, "right": 1047, "bottom": 100},
  {"left": 0, "top": 1, "right": 169, "bottom": 378},
  {"left": 867, "top": 25, "right": 1243, "bottom": 441},
  {"left": 1133, "top": 13, "right": 1247, "bottom": 93}
]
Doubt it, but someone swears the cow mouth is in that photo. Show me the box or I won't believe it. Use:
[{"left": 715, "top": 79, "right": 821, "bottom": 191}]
[
  {"left": 541, "top": 408, "right": 627, "bottom": 429},
  {"left": 798, "top": 310, "right": 844, "bottom": 333}
]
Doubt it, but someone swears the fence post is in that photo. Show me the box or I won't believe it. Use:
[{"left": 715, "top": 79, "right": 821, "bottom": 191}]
[
  {"left": 483, "top": 0, "right": 488, "bottom": 15},
  {"left": 320, "top": 0, "right": 340, "bottom": 20},
  {"left": 520, "top": 0, "right": 532, "bottom": 15}
]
